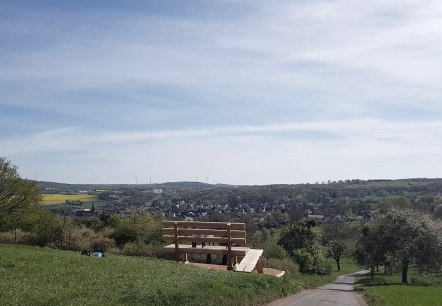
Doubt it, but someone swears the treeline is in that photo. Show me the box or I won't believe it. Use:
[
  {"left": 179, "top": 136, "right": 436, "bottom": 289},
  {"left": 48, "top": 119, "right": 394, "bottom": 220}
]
[
  {"left": 0, "top": 209, "right": 165, "bottom": 257},
  {"left": 176, "top": 179, "right": 442, "bottom": 218},
  {"left": 0, "top": 158, "right": 165, "bottom": 257}
]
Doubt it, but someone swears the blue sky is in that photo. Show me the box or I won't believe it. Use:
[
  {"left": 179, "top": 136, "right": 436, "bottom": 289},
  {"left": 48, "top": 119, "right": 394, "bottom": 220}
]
[{"left": 1, "top": 0, "right": 442, "bottom": 184}]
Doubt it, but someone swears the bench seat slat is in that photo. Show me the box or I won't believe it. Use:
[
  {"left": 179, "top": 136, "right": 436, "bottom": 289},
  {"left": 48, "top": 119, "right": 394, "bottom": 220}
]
[
  {"left": 162, "top": 228, "right": 246, "bottom": 237},
  {"left": 163, "top": 235, "right": 246, "bottom": 245},
  {"left": 163, "top": 244, "right": 249, "bottom": 256},
  {"left": 162, "top": 221, "right": 245, "bottom": 230}
]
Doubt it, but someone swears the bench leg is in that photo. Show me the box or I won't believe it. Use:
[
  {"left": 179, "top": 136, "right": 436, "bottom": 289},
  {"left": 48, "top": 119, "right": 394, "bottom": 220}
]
[
  {"left": 227, "top": 255, "right": 233, "bottom": 271},
  {"left": 257, "top": 258, "right": 263, "bottom": 273},
  {"left": 222, "top": 254, "right": 227, "bottom": 265}
]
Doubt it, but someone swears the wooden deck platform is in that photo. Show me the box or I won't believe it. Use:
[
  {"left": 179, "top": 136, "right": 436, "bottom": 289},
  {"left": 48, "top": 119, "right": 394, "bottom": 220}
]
[
  {"left": 163, "top": 244, "right": 250, "bottom": 256},
  {"left": 236, "top": 249, "right": 264, "bottom": 273}
]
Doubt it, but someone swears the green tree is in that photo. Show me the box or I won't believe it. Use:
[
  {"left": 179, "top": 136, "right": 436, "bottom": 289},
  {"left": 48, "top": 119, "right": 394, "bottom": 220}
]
[
  {"left": 28, "top": 209, "right": 63, "bottom": 247},
  {"left": 322, "top": 222, "right": 353, "bottom": 270},
  {"left": 263, "top": 239, "right": 287, "bottom": 266},
  {"left": 293, "top": 243, "right": 332, "bottom": 275},
  {"left": 357, "top": 209, "right": 442, "bottom": 283},
  {"left": 279, "top": 219, "right": 331, "bottom": 275},
  {"left": 109, "top": 210, "right": 162, "bottom": 247},
  {"left": 328, "top": 240, "right": 346, "bottom": 271},
  {"left": 278, "top": 219, "right": 317, "bottom": 253},
  {"left": 0, "top": 157, "right": 41, "bottom": 229}
]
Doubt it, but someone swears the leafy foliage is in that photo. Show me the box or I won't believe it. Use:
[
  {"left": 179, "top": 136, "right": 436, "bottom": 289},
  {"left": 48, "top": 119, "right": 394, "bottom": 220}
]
[
  {"left": 0, "top": 157, "right": 41, "bottom": 229},
  {"left": 292, "top": 244, "right": 332, "bottom": 275},
  {"left": 108, "top": 211, "right": 162, "bottom": 246},
  {"left": 322, "top": 222, "right": 353, "bottom": 270},
  {"left": 262, "top": 239, "right": 287, "bottom": 266},
  {"left": 278, "top": 219, "right": 317, "bottom": 252},
  {"left": 356, "top": 209, "right": 442, "bottom": 283},
  {"left": 279, "top": 220, "right": 331, "bottom": 275}
]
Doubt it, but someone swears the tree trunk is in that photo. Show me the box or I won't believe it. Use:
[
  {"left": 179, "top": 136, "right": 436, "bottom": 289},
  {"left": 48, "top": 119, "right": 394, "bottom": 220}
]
[
  {"left": 336, "top": 258, "right": 341, "bottom": 271},
  {"left": 402, "top": 257, "right": 409, "bottom": 284},
  {"left": 14, "top": 227, "right": 17, "bottom": 243}
]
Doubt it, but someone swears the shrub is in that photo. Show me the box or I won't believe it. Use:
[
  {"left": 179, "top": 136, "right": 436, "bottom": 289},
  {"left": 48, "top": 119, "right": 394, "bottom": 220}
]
[
  {"left": 264, "top": 258, "right": 299, "bottom": 274},
  {"left": 122, "top": 241, "right": 164, "bottom": 257},
  {"left": 108, "top": 212, "right": 162, "bottom": 247},
  {"left": 0, "top": 229, "right": 29, "bottom": 244},
  {"left": 27, "top": 210, "right": 63, "bottom": 247},
  {"left": 67, "top": 225, "right": 115, "bottom": 251},
  {"left": 293, "top": 245, "right": 331, "bottom": 275}
]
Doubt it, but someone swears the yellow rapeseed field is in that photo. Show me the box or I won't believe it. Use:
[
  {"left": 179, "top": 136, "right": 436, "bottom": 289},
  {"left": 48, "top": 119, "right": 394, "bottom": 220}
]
[{"left": 41, "top": 194, "right": 96, "bottom": 205}]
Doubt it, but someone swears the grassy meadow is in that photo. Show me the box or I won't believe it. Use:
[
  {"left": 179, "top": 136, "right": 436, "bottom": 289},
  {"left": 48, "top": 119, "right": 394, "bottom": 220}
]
[
  {"left": 300, "top": 257, "right": 361, "bottom": 287},
  {"left": 0, "top": 244, "right": 300, "bottom": 306},
  {"left": 356, "top": 272, "right": 442, "bottom": 306},
  {"left": 41, "top": 194, "right": 97, "bottom": 205},
  {"left": 0, "top": 244, "right": 360, "bottom": 306}
]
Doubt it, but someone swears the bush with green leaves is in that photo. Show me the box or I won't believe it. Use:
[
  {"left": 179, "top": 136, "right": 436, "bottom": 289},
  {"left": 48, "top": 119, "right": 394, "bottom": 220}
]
[
  {"left": 27, "top": 210, "right": 63, "bottom": 247},
  {"left": 108, "top": 211, "right": 163, "bottom": 247},
  {"left": 279, "top": 219, "right": 331, "bottom": 275},
  {"left": 293, "top": 244, "right": 332, "bottom": 275},
  {"left": 66, "top": 225, "right": 115, "bottom": 251}
]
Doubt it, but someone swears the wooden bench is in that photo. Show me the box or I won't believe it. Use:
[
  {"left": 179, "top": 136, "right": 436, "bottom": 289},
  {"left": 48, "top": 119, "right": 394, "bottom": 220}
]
[{"left": 162, "top": 221, "right": 254, "bottom": 271}]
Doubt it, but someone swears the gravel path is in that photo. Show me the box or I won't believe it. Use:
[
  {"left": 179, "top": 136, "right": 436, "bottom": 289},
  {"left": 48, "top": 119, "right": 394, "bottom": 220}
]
[{"left": 266, "top": 270, "right": 369, "bottom": 306}]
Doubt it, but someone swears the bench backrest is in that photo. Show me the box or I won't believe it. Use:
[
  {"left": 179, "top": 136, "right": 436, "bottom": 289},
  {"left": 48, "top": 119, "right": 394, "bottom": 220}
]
[{"left": 162, "top": 221, "right": 246, "bottom": 246}]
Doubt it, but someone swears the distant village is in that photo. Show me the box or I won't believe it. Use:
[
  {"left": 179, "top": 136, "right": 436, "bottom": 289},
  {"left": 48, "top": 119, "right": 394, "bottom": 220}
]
[{"left": 44, "top": 184, "right": 372, "bottom": 228}]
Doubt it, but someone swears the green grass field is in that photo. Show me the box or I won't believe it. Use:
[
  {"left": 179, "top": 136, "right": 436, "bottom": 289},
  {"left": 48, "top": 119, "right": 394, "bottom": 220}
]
[
  {"left": 0, "top": 244, "right": 360, "bottom": 306},
  {"left": 356, "top": 272, "right": 442, "bottom": 306},
  {"left": 300, "top": 258, "right": 361, "bottom": 288},
  {"left": 41, "top": 194, "right": 97, "bottom": 205},
  {"left": 0, "top": 244, "right": 299, "bottom": 306}
]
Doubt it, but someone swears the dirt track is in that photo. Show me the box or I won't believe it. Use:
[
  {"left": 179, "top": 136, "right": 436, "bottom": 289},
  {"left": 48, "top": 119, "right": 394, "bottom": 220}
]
[{"left": 266, "top": 270, "right": 369, "bottom": 306}]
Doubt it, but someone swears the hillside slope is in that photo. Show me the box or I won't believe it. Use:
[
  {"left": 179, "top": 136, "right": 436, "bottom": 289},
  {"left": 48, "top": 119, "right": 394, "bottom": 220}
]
[{"left": 0, "top": 244, "right": 301, "bottom": 306}]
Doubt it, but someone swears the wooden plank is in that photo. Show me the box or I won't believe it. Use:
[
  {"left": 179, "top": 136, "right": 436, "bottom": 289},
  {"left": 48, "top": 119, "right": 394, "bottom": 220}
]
[
  {"left": 162, "top": 235, "right": 246, "bottom": 245},
  {"left": 227, "top": 223, "right": 232, "bottom": 270},
  {"left": 162, "top": 228, "right": 246, "bottom": 238},
  {"left": 236, "top": 249, "right": 263, "bottom": 273},
  {"left": 174, "top": 222, "right": 179, "bottom": 262},
  {"left": 162, "top": 221, "right": 245, "bottom": 230},
  {"left": 163, "top": 244, "right": 249, "bottom": 256}
]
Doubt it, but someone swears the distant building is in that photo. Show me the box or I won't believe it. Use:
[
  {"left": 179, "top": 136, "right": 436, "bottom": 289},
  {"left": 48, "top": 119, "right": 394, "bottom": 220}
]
[
  {"left": 307, "top": 214, "right": 325, "bottom": 221},
  {"left": 75, "top": 209, "right": 96, "bottom": 217}
]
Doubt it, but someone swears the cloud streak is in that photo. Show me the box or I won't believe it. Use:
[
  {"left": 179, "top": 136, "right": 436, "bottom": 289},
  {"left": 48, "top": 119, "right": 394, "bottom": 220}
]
[{"left": 1, "top": 0, "right": 441, "bottom": 183}]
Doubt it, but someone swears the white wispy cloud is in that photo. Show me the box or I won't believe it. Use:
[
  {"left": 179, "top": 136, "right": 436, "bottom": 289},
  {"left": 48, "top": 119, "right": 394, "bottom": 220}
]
[
  {"left": 3, "top": 118, "right": 441, "bottom": 155},
  {"left": 1, "top": 0, "right": 442, "bottom": 183}
]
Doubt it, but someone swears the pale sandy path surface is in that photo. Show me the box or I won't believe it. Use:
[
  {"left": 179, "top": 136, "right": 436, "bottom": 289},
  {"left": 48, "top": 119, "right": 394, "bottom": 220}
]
[{"left": 266, "top": 270, "right": 369, "bottom": 306}]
